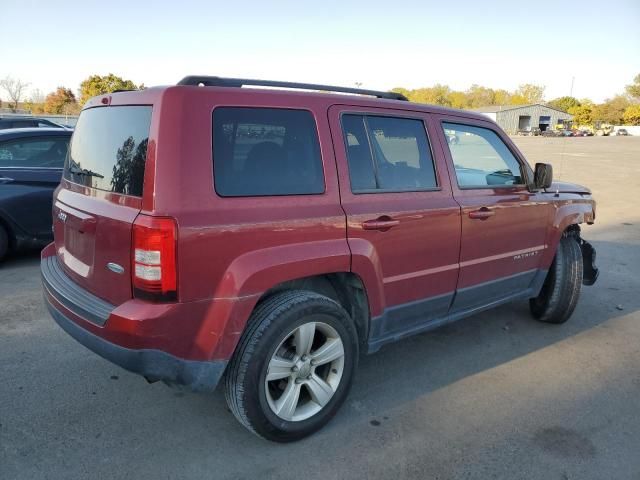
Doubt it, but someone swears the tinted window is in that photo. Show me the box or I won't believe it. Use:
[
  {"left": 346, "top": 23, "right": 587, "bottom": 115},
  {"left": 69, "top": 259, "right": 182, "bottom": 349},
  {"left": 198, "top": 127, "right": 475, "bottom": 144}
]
[
  {"left": 65, "top": 106, "right": 152, "bottom": 196},
  {"left": 341, "top": 115, "right": 376, "bottom": 191},
  {"left": 443, "top": 123, "right": 523, "bottom": 188},
  {"left": 13, "top": 120, "right": 37, "bottom": 128},
  {"left": 342, "top": 114, "right": 437, "bottom": 192},
  {"left": 0, "top": 137, "right": 69, "bottom": 168},
  {"left": 213, "top": 108, "right": 324, "bottom": 196},
  {"left": 38, "top": 120, "right": 59, "bottom": 128}
]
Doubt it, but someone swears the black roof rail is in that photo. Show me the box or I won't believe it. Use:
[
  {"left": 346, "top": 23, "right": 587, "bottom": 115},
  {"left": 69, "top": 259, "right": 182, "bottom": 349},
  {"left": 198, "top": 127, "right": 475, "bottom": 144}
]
[{"left": 176, "top": 76, "right": 408, "bottom": 101}]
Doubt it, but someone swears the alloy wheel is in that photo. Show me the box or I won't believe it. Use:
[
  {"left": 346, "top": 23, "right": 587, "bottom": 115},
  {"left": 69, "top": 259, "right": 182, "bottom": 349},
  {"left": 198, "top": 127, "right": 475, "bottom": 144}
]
[{"left": 264, "top": 321, "right": 345, "bottom": 422}]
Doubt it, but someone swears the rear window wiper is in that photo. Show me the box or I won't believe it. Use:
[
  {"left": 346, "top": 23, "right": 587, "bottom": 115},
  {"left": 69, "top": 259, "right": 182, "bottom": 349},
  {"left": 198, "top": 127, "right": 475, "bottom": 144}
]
[{"left": 69, "top": 165, "right": 104, "bottom": 179}]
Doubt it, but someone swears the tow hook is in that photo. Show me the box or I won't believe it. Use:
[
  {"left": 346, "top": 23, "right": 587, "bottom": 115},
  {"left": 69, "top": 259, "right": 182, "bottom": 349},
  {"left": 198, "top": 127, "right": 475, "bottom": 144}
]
[{"left": 579, "top": 238, "right": 599, "bottom": 286}]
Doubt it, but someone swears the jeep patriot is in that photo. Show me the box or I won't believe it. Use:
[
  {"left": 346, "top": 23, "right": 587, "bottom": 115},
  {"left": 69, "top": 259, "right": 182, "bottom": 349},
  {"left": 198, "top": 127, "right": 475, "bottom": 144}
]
[{"left": 42, "top": 76, "right": 599, "bottom": 442}]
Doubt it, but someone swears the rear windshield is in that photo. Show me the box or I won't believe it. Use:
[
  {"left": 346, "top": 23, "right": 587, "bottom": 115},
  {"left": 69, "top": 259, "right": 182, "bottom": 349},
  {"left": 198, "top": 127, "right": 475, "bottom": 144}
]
[{"left": 65, "top": 106, "right": 152, "bottom": 196}]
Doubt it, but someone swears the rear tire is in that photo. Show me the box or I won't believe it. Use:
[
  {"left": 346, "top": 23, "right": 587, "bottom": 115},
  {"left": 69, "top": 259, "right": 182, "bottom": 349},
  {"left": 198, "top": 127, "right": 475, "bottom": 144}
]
[
  {"left": 0, "top": 224, "right": 8, "bottom": 262},
  {"left": 529, "top": 235, "right": 583, "bottom": 324},
  {"left": 225, "top": 290, "right": 358, "bottom": 442}
]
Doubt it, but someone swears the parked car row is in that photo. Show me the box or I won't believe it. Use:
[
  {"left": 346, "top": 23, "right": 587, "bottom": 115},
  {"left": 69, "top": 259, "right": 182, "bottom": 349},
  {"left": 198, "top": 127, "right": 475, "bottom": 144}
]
[
  {"left": 516, "top": 127, "right": 542, "bottom": 136},
  {"left": 540, "top": 129, "right": 593, "bottom": 137},
  {"left": 517, "top": 128, "right": 591, "bottom": 137},
  {"left": 0, "top": 127, "right": 71, "bottom": 260},
  {"left": 0, "top": 116, "right": 71, "bottom": 130},
  {"left": 539, "top": 128, "right": 632, "bottom": 138}
]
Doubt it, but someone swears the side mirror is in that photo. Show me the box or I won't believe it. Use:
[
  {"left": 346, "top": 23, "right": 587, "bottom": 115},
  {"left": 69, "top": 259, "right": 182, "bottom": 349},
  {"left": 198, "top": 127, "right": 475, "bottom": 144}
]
[{"left": 534, "top": 163, "right": 553, "bottom": 189}]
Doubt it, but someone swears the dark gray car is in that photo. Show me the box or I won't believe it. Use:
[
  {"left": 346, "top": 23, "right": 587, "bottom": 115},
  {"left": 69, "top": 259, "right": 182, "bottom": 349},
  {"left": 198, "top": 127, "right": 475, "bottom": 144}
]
[
  {"left": 0, "top": 117, "right": 68, "bottom": 130},
  {"left": 0, "top": 128, "right": 72, "bottom": 260}
]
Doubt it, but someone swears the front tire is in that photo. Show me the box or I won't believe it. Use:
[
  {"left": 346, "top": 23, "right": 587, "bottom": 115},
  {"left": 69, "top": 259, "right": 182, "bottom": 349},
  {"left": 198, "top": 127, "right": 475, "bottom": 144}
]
[
  {"left": 225, "top": 290, "right": 358, "bottom": 442},
  {"left": 529, "top": 235, "right": 583, "bottom": 324}
]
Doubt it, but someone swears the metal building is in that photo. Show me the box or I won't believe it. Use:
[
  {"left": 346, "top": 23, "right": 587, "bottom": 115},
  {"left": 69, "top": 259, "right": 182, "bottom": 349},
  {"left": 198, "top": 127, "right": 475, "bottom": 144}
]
[{"left": 472, "top": 104, "right": 573, "bottom": 134}]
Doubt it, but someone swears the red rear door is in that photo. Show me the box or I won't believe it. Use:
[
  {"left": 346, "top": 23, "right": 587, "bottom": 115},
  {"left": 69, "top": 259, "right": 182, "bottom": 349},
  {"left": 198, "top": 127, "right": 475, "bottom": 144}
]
[
  {"left": 328, "top": 105, "right": 461, "bottom": 344},
  {"left": 52, "top": 105, "right": 153, "bottom": 305}
]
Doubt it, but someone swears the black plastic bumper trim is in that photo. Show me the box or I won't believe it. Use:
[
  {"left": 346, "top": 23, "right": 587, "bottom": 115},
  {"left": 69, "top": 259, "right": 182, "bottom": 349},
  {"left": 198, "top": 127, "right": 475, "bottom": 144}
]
[
  {"left": 45, "top": 299, "right": 227, "bottom": 392},
  {"left": 580, "top": 239, "right": 599, "bottom": 286},
  {"left": 41, "top": 255, "right": 113, "bottom": 327}
]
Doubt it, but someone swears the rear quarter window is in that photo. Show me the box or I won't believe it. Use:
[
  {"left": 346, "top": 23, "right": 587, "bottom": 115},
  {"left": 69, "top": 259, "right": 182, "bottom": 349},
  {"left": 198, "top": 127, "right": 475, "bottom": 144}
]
[{"left": 212, "top": 107, "right": 324, "bottom": 197}]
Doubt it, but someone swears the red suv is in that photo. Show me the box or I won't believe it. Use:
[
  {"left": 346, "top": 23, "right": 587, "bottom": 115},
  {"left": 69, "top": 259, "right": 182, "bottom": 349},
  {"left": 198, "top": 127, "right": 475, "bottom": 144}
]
[{"left": 42, "top": 76, "right": 599, "bottom": 442}]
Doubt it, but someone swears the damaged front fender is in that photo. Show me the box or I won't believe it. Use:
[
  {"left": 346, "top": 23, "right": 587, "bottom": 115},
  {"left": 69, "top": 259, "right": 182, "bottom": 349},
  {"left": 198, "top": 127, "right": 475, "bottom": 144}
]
[{"left": 579, "top": 238, "right": 599, "bottom": 286}]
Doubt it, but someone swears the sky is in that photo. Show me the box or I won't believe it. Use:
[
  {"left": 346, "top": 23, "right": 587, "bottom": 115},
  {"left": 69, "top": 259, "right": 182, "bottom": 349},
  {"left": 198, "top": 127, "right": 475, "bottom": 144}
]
[{"left": 2, "top": 0, "right": 639, "bottom": 103}]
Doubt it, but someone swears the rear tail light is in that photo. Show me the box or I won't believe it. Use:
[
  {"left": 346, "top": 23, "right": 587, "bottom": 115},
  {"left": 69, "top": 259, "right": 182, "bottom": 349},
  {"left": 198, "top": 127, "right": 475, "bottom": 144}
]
[{"left": 132, "top": 215, "right": 177, "bottom": 301}]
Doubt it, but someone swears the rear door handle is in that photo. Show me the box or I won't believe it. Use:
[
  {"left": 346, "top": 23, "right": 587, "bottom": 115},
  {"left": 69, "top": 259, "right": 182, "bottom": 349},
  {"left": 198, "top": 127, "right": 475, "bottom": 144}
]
[
  {"left": 362, "top": 217, "right": 400, "bottom": 231},
  {"left": 468, "top": 208, "right": 495, "bottom": 220}
]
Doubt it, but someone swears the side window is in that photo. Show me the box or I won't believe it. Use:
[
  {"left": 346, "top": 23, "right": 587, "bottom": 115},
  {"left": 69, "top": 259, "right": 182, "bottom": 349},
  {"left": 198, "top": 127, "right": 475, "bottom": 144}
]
[
  {"left": 442, "top": 122, "right": 524, "bottom": 188},
  {"left": 213, "top": 107, "right": 324, "bottom": 197},
  {"left": 13, "top": 120, "right": 37, "bottom": 128},
  {"left": 342, "top": 114, "right": 437, "bottom": 193},
  {"left": 0, "top": 137, "right": 69, "bottom": 168}
]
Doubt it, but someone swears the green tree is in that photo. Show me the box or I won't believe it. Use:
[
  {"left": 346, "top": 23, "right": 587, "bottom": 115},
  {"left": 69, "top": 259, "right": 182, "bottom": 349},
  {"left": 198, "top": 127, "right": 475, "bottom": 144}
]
[
  {"left": 548, "top": 96, "right": 580, "bottom": 112},
  {"left": 447, "top": 90, "right": 468, "bottom": 109},
  {"left": 391, "top": 87, "right": 411, "bottom": 99},
  {"left": 568, "top": 104, "right": 593, "bottom": 126},
  {"left": 79, "top": 73, "right": 142, "bottom": 105},
  {"left": 623, "top": 104, "right": 640, "bottom": 125},
  {"left": 511, "top": 84, "right": 545, "bottom": 105},
  {"left": 428, "top": 84, "right": 452, "bottom": 106},
  {"left": 44, "top": 87, "right": 78, "bottom": 114},
  {"left": 625, "top": 74, "right": 640, "bottom": 100},
  {"left": 592, "top": 95, "right": 631, "bottom": 124},
  {"left": 407, "top": 85, "right": 452, "bottom": 106},
  {"left": 493, "top": 89, "right": 511, "bottom": 106},
  {"left": 466, "top": 84, "right": 495, "bottom": 108},
  {"left": 391, "top": 83, "right": 549, "bottom": 110},
  {"left": 393, "top": 85, "right": 453, "bottom": 106},
  {"left": 22, "top": 89, "right": 45, "bottom": 114}
]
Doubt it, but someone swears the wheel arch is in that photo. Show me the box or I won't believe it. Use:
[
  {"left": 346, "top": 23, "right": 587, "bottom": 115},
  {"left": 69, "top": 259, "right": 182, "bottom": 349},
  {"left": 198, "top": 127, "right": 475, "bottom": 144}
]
[
  {"left": 258, "top": 272, "right": 371, "bottom": 350},
  {"left": 203, "top": 239, "right": 376, "bottom": 360},
  {"left": 542, "top": 200, "right": 594, "bottom": 268},
  {"left": 212, "top": 271, "right": 372, "bottom": 375}
]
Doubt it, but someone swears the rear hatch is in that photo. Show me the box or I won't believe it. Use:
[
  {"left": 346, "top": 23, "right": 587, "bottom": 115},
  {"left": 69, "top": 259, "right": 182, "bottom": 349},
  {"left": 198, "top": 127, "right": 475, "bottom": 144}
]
[{"left": 53, "top": 105, "right": 152, "bottom": 305}]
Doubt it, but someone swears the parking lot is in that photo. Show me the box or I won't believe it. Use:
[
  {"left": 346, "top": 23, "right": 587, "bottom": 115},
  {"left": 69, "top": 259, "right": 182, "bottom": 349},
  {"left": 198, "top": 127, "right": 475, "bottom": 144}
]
[{"left": 1, "top": 136, "right": 639, "bottom": 480}]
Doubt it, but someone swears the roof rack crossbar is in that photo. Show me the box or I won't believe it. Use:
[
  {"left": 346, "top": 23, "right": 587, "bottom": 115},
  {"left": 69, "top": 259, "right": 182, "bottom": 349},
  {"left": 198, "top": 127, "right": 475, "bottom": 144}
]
[{"left": 177, "top": 76, "right": 408, "bottom": 101}]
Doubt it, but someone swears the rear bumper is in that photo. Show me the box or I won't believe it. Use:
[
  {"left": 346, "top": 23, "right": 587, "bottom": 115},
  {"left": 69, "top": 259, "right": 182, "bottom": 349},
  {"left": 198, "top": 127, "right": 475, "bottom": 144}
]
[
  {"left": 46, "top": 301, "right": 227, "bottom": 391},
  {"left": 41, "top": 245, "right": 227, "bottom": 392}
]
